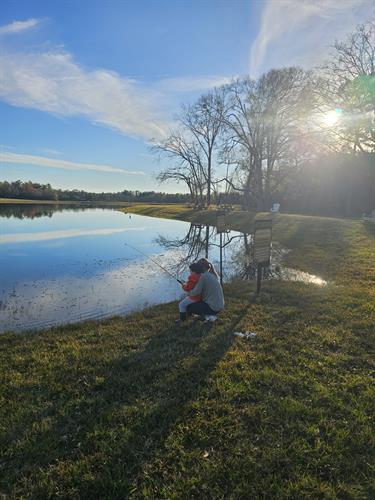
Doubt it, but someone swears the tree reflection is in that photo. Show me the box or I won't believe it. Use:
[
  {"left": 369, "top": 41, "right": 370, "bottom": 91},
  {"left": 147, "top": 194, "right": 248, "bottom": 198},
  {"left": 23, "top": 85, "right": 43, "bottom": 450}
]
[
  {"left": 155, "top": 223, "right": 259, "bottom": 282},
  {"left": 231, "top": 233, "right": 257, "bottom": 280},
  {"left": 155, "top": 224, "right": 216, "bottom": 276},
  {"left": 0, "top": 204, "right": 118, "bottom": 220}
]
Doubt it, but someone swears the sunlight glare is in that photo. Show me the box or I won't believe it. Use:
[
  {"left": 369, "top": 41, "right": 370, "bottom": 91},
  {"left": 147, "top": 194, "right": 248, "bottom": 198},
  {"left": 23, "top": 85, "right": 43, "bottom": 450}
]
[{"left": 322, "top": 109, "right": 342, "bottom": 126}]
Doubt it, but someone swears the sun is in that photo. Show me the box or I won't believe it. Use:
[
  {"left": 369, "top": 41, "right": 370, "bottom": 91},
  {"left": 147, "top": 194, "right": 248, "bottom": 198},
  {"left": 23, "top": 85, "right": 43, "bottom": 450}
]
[{"left": 322, "top": 109, "right": 342, "bottom": 126}]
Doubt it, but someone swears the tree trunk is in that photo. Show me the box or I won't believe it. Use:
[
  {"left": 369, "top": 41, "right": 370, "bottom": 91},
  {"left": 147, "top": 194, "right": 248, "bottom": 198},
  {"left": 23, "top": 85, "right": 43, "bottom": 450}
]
[
  {"left": 254, "top": 158, "right": 264, "bottom": 211},
  {"left": 243, "top": 172, "right": 252, "bottom": 211},
  {"left": 207, "top": 150, "right": 212, "bottom": 207}
]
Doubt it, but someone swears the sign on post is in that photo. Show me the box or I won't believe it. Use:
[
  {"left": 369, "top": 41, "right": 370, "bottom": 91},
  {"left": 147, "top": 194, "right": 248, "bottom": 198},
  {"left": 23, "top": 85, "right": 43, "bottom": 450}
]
[{"left": 253, "top": 217, "right": 272, "bottom": 293}]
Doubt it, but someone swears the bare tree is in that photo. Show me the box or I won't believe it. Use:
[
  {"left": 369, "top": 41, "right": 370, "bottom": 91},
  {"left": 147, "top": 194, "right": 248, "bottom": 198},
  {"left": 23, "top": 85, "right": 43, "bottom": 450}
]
[
  {"left": 180, "top": 88, "right": 227, "bottom": 206},
  {"left": 328, "top": 22, "right": 374, "bottom": 82},
  {"left": 152, "top": 132, "right": 207, "bottom": 207},
  {"left": 317, "top": 22, "right": 375, "bottom": 153},
  {"left": 153, "top": 88, "right": 227, "bottom": 207},
  {"left": 222, "top": 67, "right": 314, "bottom": 210}
]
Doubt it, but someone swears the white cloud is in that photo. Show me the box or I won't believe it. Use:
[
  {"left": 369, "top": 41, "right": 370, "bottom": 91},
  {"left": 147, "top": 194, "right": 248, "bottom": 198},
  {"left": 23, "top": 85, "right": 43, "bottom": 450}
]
[
  {"left": 250, "top": 0, "right": 373, "bottom": 76},
  {"left": 0, "top": 22, "right": 236, "bottom": 142},
  {"left": 0, "top": 50, "right": 170, "bottom": 140},
  {"left": 0, "top": 151, "right": 146, "bottom": 175},
  {"left": 0, "top": 227, "right": 146, "bottom": 244},
  {"left": 0, "top": 18, "right": 40, "bottom": 35},
  {"left": 0, "top": 44, "right": 236, "bottom": 141}
]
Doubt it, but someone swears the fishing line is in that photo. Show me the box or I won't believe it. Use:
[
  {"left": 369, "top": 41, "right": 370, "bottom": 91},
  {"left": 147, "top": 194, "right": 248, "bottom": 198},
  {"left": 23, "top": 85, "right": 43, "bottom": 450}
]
[{"left": 124, "top": 242, "right": 183, "bottom": 284}]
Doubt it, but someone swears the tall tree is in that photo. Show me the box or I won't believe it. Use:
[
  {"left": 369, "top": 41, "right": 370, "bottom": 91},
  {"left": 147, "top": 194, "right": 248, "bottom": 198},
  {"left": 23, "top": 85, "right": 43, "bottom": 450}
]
[
  {"left": 179, "top": 88, "right": 227, "bottom": 206},
  {"left": 223, "top": 67, "right": 314, "bottom": 210}
]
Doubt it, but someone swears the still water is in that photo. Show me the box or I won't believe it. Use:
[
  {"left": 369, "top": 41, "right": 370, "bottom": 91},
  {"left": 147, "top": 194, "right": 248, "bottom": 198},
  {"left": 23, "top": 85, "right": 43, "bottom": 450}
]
[
  {"left": 1, "top": 204, "right": 326, "bottom": 332},
  {"left": 0, "top": 205, "right": 244, "bottom": 332}
]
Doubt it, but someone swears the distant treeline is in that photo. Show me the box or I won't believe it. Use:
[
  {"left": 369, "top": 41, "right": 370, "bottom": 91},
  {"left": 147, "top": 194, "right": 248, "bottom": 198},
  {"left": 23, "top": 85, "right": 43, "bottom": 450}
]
[
  {"left": 1, "top": 159, "right": 374, "bottom": 216},
  {"left": 0, "top": 180, "right": 190, "bottom": 204}
]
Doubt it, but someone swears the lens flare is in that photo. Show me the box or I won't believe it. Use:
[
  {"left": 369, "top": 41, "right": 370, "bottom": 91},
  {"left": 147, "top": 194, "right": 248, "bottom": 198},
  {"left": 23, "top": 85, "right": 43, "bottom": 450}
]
[{"left": 322, "top": 108, "right": 343, "bottom": 126}]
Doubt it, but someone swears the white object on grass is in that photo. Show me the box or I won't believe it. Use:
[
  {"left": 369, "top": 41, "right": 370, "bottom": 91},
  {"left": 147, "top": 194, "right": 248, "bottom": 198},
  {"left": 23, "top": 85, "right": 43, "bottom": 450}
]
[
  {"left": 270, "top": 203, "right": 280, "bottom": 213},
  {"left": 204, "top": 315, "right": 218, "bottom": 322},
  {"left": 233, "top": 331, "right": 257, "bottom": 338}
]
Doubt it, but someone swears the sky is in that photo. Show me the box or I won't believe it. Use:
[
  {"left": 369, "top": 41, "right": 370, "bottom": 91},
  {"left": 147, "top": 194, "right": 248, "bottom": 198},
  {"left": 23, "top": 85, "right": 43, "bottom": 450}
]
[{"left": 0, "top": 0, "right": 372, "bottom": 193}]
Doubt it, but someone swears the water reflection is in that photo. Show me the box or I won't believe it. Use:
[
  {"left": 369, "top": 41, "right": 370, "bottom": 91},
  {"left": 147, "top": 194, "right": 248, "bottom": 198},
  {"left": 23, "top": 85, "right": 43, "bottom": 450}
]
[
  {"left": 156, "top": 223, "right": 254, "bottom": 282},
  {"left": 155, "top": 224, "right": 243, "bottom": 281},
  {"left": 1, "top": 227, "right": 145, "bottom": 244},
  {"left": 0, "top": 206, "right": 191, "bottom": 332},
  {"left": 156, "top": 224, "right": 328, "bottom": 287},
  {"left": 0, "top": 204, "right": 85, "bottom": 220},
  {"left": 156, "top": 224, "right": 213, "bottom": 275},
  {"left": 1, "top": 255, "right": 184, "bottom": 332},
  {"left": 0, "top": 203, "right": 121, "bottom": 220}
]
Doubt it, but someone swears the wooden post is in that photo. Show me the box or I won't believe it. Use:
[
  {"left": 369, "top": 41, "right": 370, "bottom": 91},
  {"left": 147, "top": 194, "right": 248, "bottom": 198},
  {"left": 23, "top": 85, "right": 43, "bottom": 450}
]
[
  {"left": 205, "top": 225, "right": 209, "bottom": 258},
  {"left": 253, "top": 216, "right": 272, "bottom": 296},
  {"left": 219, "top": 231, "right": 223, "bottom": 285},
  {"left": 216, "top": 212, "right": 226, "bottom": 284},
  {"left": 256, "top": 264, "right": 262, "bottom": 294}
]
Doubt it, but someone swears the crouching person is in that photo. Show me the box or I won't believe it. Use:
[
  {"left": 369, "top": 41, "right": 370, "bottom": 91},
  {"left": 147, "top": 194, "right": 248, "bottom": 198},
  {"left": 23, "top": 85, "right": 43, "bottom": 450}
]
[
  {"left": 186, "top": 258, "right": 224, "bottom": 321},
  {"left": 177, "top": 262, "right": 203, "bottom": 322}
]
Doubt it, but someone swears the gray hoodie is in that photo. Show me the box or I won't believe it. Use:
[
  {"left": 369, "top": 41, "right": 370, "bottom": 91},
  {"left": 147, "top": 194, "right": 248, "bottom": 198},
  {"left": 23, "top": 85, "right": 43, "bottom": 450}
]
[{"left": 188, "top": 271, "right": 225, "bottom": 312}]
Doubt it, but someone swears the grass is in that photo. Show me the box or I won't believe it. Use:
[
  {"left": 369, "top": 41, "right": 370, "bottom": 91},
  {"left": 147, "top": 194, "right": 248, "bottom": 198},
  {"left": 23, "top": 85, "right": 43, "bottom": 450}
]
[{"left": 1, "top": 206, "right": 374, "bottom": 498}]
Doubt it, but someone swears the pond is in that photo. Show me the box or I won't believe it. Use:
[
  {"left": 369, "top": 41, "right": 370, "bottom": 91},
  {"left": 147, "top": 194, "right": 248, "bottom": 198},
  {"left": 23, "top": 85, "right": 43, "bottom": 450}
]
[
  {"left": 0, "top": 204, "right": 326, "bottom": 333},
  {"left": 0, "top": 204, "right": 246, "bottom": 332}
]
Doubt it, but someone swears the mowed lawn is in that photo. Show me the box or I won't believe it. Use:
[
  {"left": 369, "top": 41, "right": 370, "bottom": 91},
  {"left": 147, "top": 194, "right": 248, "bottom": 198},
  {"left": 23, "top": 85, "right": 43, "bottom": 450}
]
[{"left": 1, "top": 209, "right": 374, "bottom": 498}]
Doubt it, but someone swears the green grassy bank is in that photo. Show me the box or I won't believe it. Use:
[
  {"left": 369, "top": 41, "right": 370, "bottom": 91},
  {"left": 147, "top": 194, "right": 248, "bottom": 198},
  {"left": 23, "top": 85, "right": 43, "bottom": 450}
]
[{"left": 1, "top": 206, "right": 374, "bottom": 498}]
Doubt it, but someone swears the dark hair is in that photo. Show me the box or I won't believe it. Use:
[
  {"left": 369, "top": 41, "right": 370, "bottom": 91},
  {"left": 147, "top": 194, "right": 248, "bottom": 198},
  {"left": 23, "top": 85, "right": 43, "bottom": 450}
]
[
  {"left": 189, "top": 262, "right": 203, "bottom": 274},
  {"left": 197, "top": 257, "right": 219, "bottom": 277}
]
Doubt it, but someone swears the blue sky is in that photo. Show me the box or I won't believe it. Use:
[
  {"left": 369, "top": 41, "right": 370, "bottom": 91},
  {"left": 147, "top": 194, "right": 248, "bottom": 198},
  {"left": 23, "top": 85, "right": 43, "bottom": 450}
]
[{"left": 0, "top": 0, "right": 372, "bottom": 193}]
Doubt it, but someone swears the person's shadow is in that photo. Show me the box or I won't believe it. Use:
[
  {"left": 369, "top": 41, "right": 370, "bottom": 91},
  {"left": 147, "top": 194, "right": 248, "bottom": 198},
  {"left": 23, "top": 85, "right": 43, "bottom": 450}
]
[{"left": 2, "top": 300, "right": 250, "bottom": 497}]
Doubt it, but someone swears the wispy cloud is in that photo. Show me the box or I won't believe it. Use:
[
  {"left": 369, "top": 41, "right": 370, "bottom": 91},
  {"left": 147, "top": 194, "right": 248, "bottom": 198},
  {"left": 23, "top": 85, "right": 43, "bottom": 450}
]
[
  {"left": 0, "top": 18, "right": 40, "bottom": 35},
  {"left": 0, "top": 151, "right": 146, "bottom": 175},
  {"left": 0, "top": 227, "right": 146, "bottom": 244},
  {"left": 0, "top": 18, "right": 237, "bottom": 144},
  {"left": 37, "top": 147, "right": 62, "bottom": 156},
  {"left": 250, "top": 0, "right": 373, "bottom": 76},
  {"left": 0, "top": 50, "right": 170, "bottom": 140},
  {"left": 0, "top": 31, "right": 235, "bottom": 141}
]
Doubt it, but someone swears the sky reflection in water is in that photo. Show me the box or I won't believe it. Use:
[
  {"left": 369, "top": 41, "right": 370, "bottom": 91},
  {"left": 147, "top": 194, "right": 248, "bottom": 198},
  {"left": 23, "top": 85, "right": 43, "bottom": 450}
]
[{"left": 0, "top": 206, "right": 241, "bottom": 332}]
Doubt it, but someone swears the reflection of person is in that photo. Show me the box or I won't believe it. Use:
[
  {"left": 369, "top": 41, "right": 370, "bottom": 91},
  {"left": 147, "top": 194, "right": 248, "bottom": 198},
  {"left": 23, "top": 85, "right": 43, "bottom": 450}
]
[
  {"left": 177, "top": 263, "right": 203, "bottom": 322},
  {"left": 186, "top": 258, "right": 224, "bottom": 320}
]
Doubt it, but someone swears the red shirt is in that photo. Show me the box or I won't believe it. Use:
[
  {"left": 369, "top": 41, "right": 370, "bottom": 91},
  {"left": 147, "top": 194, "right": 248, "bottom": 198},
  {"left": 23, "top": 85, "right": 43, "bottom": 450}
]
[{"left": 182, "top": 272, "right": 201, "bottom": 301}]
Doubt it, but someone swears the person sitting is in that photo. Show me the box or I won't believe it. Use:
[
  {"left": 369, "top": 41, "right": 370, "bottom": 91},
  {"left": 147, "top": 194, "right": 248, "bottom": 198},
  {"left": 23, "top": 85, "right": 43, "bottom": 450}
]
[
  {"left": 185, "top": 258, "right": 224, "bottom": 321},
  {"left": 176, "top": 262, "right": 202, "bottom": 322}
]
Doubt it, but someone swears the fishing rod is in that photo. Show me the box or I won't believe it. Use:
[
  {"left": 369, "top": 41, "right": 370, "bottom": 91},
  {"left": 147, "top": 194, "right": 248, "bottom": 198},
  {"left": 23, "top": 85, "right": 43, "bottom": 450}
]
[{"left": 124, "top": 242, "right": 184, "bottom": 284}]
